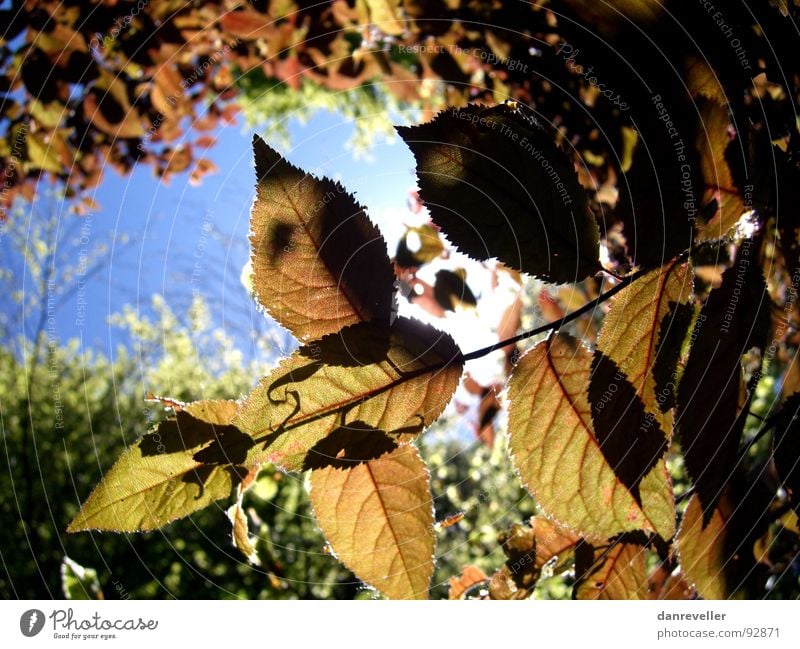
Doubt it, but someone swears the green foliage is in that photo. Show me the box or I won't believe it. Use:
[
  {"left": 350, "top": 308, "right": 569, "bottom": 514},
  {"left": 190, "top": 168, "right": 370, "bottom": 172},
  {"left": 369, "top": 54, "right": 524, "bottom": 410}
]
[
  {"left": 238, "top": 72, "right": 409, "bottom": 157},
  {"left": 61, "top": 557, "right": 103, "bottom": 600}
]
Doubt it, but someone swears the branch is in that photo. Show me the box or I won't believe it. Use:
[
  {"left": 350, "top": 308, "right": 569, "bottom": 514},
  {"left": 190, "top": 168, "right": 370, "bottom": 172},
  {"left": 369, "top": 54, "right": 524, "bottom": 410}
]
[{"left": 459, "top": 262, "right": 661, "bottom": 363}]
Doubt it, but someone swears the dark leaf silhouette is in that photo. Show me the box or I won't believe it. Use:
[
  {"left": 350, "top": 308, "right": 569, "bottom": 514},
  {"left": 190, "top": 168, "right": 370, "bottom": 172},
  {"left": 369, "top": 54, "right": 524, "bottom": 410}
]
[
  {"left": 433, "top": 269, "right": 477, "bottom": 312},
  {"left": 589, "top": 353, "right": 669, "bottom": 505},
  {"left": 677, "top": 243, "right": 771, "bottom": 521},
  {"left": 771, "top": 392, "right": 800, "bottom": 511},
  {"left": 397, "top": 103, "right": 600, "bottom": 283},
  {"left": 774, "top": 146, "right": 800, "bottom": 280},
  {"left": 677, "top": 474, "right": 774, "bottom": 598}
]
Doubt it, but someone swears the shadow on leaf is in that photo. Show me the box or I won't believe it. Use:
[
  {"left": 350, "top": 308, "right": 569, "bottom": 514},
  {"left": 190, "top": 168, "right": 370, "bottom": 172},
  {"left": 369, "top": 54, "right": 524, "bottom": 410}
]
[
  {"left": 588, "top": 352, "right": 668, "bottom": 504},
  {"left": 302, "top": 421, "right": 400, "bottom": 470}
]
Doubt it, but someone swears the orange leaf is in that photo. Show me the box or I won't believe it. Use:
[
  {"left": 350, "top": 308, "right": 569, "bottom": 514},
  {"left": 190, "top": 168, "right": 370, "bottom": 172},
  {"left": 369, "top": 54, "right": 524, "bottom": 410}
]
[{"left": 310, "top": 445, "right": 434, "bottom": 599}]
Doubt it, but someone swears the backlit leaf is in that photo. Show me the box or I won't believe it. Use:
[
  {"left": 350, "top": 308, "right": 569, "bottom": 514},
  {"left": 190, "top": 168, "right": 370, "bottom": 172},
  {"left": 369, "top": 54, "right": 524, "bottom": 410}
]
[
  {"left": 250, "top": 136, "right": 395, "bottom": 341},
  {"left": 529, "top": 516, "right": 580, "bottom": 571},
  {"left": 362, "top": 0, "right": 405, "bottom": 36},
  {"left": 586, "top": 259, "right": 691, "bottom": 515},
  {"left": 397, "top": 103, "right": 600, "bottom": 283},
  {"left": 678, "top": 493, "right": 731, "bottom": 599},
  {"left": 310, "top": 444, "right": 434, "bottom": 599},
  {"left": 677, "top": 245, "right": 770, "bottom": 519},
  {"left": 448, "top": 565, "right": 488, "bottom": 599},
  {"left": 236, "top": 317, "right": 462, "bottom": 472},
  {"left": 228, "top": 499, "right": 260, "bottom": 565},
  {"left": 507, "top": 333, "right": 674, "bottom": 541},
  {"left": 395, "top": 224, "right": 444, "bottom": 268},
  {"left": 574, "top": 538, "right": 649, "bottom": 600},
  {"left": 61, "top": 557, "right": 103, "bottom": 600},
  {"left": 677, "top": 477, "right": 773, "bottom": 600},
  {"left": 68, "top": 400, "right": 251, "bottom": 532},
  {"left": 488, "top": 523, "right": 539, "bottom": 599},
  {"left": 594, "top": 258, "right": 693, "bottom": 434},
  {"left": 694, "top": 98, "right": 748, "bottom": 242}
]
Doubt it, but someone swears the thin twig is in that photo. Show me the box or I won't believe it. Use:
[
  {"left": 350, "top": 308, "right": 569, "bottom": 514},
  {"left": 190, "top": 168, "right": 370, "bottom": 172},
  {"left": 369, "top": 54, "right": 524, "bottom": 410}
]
[{"left": 459, "top": 262, "right": 661, "bottom": 363}]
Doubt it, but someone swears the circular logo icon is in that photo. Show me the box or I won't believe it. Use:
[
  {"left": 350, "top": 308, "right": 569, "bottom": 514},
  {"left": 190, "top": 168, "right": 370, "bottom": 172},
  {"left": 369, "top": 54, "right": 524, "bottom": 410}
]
[{"left": 20, "top": 609, "right": 45, "bottom": 637}]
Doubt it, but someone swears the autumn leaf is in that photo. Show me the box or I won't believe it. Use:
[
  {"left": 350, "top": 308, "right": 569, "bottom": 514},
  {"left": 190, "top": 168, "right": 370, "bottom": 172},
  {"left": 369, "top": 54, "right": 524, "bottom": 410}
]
[
  {"left": 250, "top": 136, "right": 396, "bottom": 341},
  {"left": 310, "top": 444, "right": 434, "bottom": 600},
  {"left": 490, "top": 523, "right": 540, "bottom": 599},
  {"left": 574, "top": 537, "right": 649, "bottom": 599},
  {"left": 586, "top": 259, "right": 691, "bottom": 511},
  {"left": 397, "top": 103, "right": 600, "bottom": 283},
  {"left": 228, "top": 500, "right": 260, "bottom": 565},
  {"left": 507, "top": 333, "right": 674, "bottom": 541},
  {"left": 235, "top": 317, "right": 463, "bottom": 472},
  {"left": 646, "top": 565, "right": 695, "bottom": 600},
  {"left": 361, "top": 0, "right": 405, "bottom": 36},
  {"left": 677, "top": 477, "right": 773, "bottom": 600},
  {"left": 395, "top": 224, "right": 444, "bottom": 268},
  {"left": 677, "top": 245, "right": 770, "bottom": 519},
  {"left": 448, "top": 565, "right": 488, "bottom": 599},
  {"left": 694, "top": 97, "right": 748, "bottom": 242},
  {"left": 529, "top": 516, "right": 580, "bottom": 571},
  {"left": 68, "top": 400, "right": 251, "bottom": 532},
  {"left": 594, "top": 257, "right": 693, "bottom": 434},
  {"left": 677, "top": 494, "right": 730, "bottom": 599}
]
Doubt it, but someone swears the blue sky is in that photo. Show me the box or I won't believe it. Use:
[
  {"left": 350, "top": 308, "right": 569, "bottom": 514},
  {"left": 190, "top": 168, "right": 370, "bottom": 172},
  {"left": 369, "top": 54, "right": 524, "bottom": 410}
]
[{"left": 32, "top": 107, "right": 419, "bottom": 361}]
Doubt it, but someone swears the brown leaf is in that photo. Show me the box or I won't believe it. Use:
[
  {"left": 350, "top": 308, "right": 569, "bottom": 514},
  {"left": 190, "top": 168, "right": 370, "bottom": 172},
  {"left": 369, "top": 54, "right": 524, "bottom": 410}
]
[
  {"left": 250, "top": 136, "right": 396, "bottom": 341},
  {"left": 310, "top": 444, "right": 434, "bottom": 599},
  {"left": 574, "top": 538, "right": 649, "bottom": 599},
  {"left": 235, "top": 318, "right": 462, "bottom": 472},
  {"left": 507, "top": 333, "right": 674, "bottom": 541},
  {"left": 448, "top": 565, "right": 488, "bottom": 599},
  {"left": 677, "top": 244, "right": 770, "bottom": 519}
]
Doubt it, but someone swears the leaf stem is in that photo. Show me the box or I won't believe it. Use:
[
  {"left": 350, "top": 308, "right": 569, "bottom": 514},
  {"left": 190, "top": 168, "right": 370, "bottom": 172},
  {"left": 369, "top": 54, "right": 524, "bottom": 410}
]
[{"left": 458, "top": 264, "right": 657, "bottom": 363}]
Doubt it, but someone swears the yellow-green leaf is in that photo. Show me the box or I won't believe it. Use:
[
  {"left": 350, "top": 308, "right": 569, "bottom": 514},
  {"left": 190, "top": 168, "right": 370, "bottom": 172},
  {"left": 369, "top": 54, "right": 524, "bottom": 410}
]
[
  {"left": 250, "top": 136, "right": 395, "bottom": 341},
  {"left": 228, "top": 500, "right": 260, "bottom": 565},
  {"left": 677, "top": 493, "right": 730, "bottom": 599},
  {"left": 507, "top": 333, "right": 674, "bottom": 541},
  {"left": 310, "top": 444, "right": 434, "bottom": 599},
  {"left": 595, "top": 257, "right": 693, "bottom": 435},
  {"left": 695, "top": 98, "right": 747, "bottom": 242},
  {"left": 236, "top": 317, "right": 462, "bottom": 472},
  {"left": 361, "top": 0, "right": 405, "bottom": 35},
  {"left": 68, "top": 400, "right": 251, "bottom": 532},
  {"left": 584, "top": 260, "right": 691, "bottom": 531},
  {"left": 395, "top": 224, "right": 444, "bottom": 267}
]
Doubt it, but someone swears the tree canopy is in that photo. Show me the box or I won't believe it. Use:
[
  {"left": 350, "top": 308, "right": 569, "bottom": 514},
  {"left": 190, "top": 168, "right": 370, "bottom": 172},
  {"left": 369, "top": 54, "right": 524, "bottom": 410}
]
[{"left": 4, "top": 0, "right": 800, "bottom": 600}]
